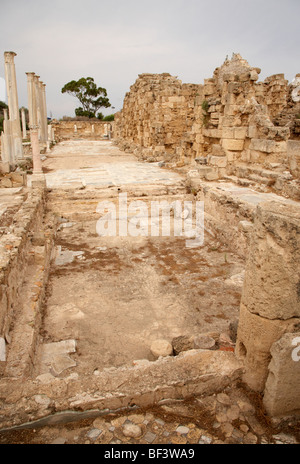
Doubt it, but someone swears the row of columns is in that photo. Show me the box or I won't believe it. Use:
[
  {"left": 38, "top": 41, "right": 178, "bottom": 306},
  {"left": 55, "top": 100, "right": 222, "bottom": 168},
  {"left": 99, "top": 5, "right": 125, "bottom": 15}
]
[
  {"left": 26, "top": 72, "right": 48, "bottom": 174},
  {"left": 1, "top": 51, "right": 49, "bottom": 174},
  {"left": 26, "top": 72, "right": 48, "bottom": 144}
]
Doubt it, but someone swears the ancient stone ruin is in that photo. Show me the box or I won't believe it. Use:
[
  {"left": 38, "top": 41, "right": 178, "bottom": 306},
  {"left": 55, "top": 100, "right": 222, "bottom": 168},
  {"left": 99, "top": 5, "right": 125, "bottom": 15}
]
[
  {"left": 115, "top": 53, "right": 300, "bottom": 200},
  {"left": 0, "top": 52, "right": 299, "bottom": 443}
]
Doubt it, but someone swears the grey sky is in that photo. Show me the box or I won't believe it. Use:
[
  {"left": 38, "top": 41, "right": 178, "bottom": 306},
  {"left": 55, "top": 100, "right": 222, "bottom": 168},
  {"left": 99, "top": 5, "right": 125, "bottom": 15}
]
[{"left": 0, "top": 0, "right": 299, "bottom": 119}]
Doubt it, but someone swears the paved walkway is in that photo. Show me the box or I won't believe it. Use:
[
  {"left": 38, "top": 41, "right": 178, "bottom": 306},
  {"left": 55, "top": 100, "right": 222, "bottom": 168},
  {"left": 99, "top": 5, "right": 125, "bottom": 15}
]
[
  {"left": 207, "top": 181, "right": 299, "bottom": 207},
  {"left": 29, "top": 140, "right": 182, "bottom": 189}
]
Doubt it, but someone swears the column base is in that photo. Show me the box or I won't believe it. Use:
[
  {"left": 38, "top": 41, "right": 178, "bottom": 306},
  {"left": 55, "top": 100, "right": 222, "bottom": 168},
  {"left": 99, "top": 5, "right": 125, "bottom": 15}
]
[{"left": 31, "top": 172, "right": 47, "bottom": 189}]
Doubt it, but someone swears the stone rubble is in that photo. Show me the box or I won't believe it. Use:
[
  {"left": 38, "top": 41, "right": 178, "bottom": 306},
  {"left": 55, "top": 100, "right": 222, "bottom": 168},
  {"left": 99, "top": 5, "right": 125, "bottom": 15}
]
[{"left": 0, "top": 386, "right": 298, "bottom": 445}]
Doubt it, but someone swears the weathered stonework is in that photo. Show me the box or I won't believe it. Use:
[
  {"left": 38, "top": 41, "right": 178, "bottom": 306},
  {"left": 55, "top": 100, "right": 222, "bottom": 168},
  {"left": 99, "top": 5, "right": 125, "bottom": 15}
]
[
  {"left": 263, "top": 332, "right": 300, "bottom": 416},
  {"left": 114, "top": 73, "right": 202, "bottom": 164},
  {"left": 51, "top": 120, "right": 114, "bottom": 142},
  {"left": 114, "top": 54, "right": 300, "bottom": 200},
  {"left": 235, "top": 201, "right": 300, "bottom": 392},
  {"left": 0, "top": 52, "right": 299, "bottom": 432}
]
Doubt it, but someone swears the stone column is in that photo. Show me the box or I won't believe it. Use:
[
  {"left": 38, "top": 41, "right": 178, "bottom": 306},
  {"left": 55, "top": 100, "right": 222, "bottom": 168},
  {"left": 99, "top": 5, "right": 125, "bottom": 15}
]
[
  {"left": 38, "top": 80, "right": 46, "bottom": 143},
  {"left": 30, "top": 125, "right": 43, "bottom": 174},
  {"left": 34, "top": 75, "right": 42, "bottom": 141},
  {"left": 4, "top": 51, "right": 23, "bottom": 160},
  {"left": 21, "top": 108, "right": 27, "bottom": 139},
  {"left": 1, "top": 109, "right": 14, "bottom": 165},
  {"left": 26, "top": 72, "right": 37, "bottom": 127},
  {"left": 41, "top": 82, "right": 48, "bottom": 143},
  {"left": 235, "top": 201, "right": 300, "bottom": 392},
  {"left": 26, "top": 72, "right": 45, "bottom": 181}
]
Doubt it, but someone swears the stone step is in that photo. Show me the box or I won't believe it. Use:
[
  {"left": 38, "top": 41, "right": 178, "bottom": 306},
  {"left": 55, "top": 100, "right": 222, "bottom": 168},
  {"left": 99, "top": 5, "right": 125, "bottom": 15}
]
[
  {"left": 196, "top": 166, "right": 219, "bottom": 181},
  {"left": 247, "top": 174, "right": 276, "bottom": 186},
  {"left": 230, "top": 164, "right": 284, "bottom": 188}
]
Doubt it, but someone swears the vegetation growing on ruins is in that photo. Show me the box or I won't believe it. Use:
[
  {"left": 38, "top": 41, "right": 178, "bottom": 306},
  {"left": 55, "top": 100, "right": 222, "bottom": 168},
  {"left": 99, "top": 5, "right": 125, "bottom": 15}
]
[
  {"left": 61, "top": 77, "right": 111, "bottom": 119},
  {"left": 201, "top": 100, "right": 210, "bottom": 127}
]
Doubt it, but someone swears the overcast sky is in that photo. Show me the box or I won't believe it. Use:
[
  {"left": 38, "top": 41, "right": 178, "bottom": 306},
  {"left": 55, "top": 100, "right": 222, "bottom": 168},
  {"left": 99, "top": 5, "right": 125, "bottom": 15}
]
[{"left": 0, "top": 0, "right": 299, "bottom": 119}]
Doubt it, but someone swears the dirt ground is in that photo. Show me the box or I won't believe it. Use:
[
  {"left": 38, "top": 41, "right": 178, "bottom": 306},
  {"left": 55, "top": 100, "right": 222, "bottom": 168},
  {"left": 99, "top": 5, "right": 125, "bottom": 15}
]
[{"left": 36, "top": 216, "right": 244, "bottom": 377}]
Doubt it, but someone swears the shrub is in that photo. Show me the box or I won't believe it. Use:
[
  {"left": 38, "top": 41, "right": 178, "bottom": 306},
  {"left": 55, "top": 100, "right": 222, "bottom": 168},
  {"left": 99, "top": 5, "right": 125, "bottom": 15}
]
[{"left": 103, "top": 114, "right": 115, "bottom": 121}]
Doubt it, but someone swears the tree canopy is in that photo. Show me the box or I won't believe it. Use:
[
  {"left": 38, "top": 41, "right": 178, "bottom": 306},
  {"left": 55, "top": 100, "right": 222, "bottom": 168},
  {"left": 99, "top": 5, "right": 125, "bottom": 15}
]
[
  {"left": 0, "top": 101, "right": 8, "bottom": 133},
  {"left": 61, "top": 77, "right": 111, "bottom": 118}
]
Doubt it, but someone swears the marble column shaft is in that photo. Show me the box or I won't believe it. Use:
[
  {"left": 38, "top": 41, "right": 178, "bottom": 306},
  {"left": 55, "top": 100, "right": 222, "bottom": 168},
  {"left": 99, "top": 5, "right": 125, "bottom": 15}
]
[
  {"left": 21, "top": 108, "right": 27, "bottom": 139},
  {"left": 3, "top": 51, "right": 23, "bottom": 161}
]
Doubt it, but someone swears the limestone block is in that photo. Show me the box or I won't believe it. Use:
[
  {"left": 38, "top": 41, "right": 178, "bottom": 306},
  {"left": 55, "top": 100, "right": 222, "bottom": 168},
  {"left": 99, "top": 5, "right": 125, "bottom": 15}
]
[
  {"left": 248, "top": 125, "right": 258, "bottom": 139},
  {"left": 205, "top": 169, "right": 219, "bottom": 181},
  {"left": 168, "top": 96, "right": 185, "bottom": 104},
  {"left": 250, "top": 139, "right": 269, "bottom": 152},
  {"left": 241, "top": 201, "right": 300, "bottom": 320},
  {"left": 222, "top": 127, "right": 235, "bottom": 139},
  {"left": 273, "top": 141, "right": 287, "bottom": 153},
  {"left": 202, "top": 128, "right": 222, "bottom": 138},
  {"left": 211, "top": 144, "right": 224, "bottom": 156},
  {"left": 203, "top": 84, "right": 215, "bottom": 96},
  {"left": 235, "top": 303, "right": 298, "bottom": 392},
  {"left": 249, "top": 139, "right": 287, "bottom": 154},
  {"left": 263, "top": 332, "right": 300, "bottom": 416},
  {"left": 222, "top": 139, "right": 244, "bottom": 151},
  {"left": 249, "top": 150, "right": 264, "bottom": 163},
  {"left": 172, "top": 335, "right": 194, "bottom": 355},
  {"left": 224, "top": 104, "right": 240, "bottom": 116},
  {"left": 234, "top": 127, "right": 247, "bottom": 140},
  {"left": 250, "top": 70, "right": 259, "bottom": 81},
  {"left": 225, "top": 151, "right": 234, "bottom": 162},
  {"left": 218, "top": 167, "right": 227, "bottom": 178},
  {"left": 0, "top": 162, "right": 10, "bottom": 174},
  {"left": 287, "top": 140, "right": 300, "bottom": 173},
  {"left": 209, "top": 156, "right": 227, "bottom": 168}
]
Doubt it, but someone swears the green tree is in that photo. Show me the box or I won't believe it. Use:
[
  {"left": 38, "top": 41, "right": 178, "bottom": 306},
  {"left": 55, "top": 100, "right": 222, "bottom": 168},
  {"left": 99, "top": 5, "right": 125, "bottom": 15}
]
[
  {"left": 0, "top": 101, "right": 8, "bottom": 133},
  {"left": 61, "top": 77, "right": 111, "bottom": 118}
]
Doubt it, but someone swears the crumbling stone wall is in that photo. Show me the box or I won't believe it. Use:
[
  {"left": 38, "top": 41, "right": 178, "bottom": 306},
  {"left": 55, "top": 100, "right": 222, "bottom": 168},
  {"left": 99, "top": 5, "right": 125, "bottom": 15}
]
[
  {"left": 114, "top": 54, "right": 300, "bottom": 200},
  {"left": 114, "top": 73, "right": 203, "bottom": 163}
]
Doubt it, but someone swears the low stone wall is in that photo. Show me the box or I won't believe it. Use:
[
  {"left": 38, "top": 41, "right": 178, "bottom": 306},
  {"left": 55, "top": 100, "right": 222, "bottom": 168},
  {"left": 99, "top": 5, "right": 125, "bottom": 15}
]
[
  {"left": 0, "top": 188, "right": 56, "bottom": 380},
  {"left": 50, "top": 120, "right": 114, "bottom": 142},
  {"left": 0, "top": 349, "right": 243, "bottom": 430}
]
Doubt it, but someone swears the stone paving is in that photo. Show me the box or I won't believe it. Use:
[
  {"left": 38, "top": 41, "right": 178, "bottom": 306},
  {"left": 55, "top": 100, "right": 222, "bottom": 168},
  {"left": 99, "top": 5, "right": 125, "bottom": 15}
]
[
  {"left": 28, "top": 141, "right": 183, "bottom": 189},
  {"left": 207, "top": 181, "right": 300, "bottom": 207}
]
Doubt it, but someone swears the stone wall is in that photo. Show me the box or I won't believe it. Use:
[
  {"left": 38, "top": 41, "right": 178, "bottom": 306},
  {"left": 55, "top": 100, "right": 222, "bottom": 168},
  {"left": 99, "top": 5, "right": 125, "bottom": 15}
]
[
  {"left": 114, "top": 73, "right": 203, "bottom": 164},
  {"left": 51, "top": 120, "right": 114, "bottom": 142},
  {"left": 114, "top": 54, "right": 300, "bottom": 200},
  {"left": 235, "top": 201, "right": 300, "bottom": 400}
]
